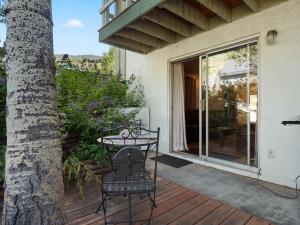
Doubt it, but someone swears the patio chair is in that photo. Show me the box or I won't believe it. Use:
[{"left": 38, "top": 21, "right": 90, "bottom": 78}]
[
  {"left": 100, "top": 121, "right": 145, "bottom": 169},
  {"left": 96, "top": 127, "right": 160, "bottom": 225},
  {"left": 103, "top": 119, "right": 143, "bottom": 157}
]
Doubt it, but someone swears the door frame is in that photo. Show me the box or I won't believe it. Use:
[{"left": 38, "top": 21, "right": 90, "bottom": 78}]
[{"left": 168, "top": 36, "right": 261, "bottom": 170}]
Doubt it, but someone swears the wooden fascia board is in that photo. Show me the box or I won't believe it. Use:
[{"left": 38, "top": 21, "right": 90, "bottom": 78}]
[
  {"left": 107, "top": 36, "right": 154, "bottom": 53},
  {"left": 99, "top": 0, "right": 165, "bottom": 42},
  {"left": 116, "top": 28, "right": 167, "bottom": 48}
]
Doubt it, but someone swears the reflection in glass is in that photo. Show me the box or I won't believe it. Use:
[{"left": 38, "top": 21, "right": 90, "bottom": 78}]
[
  {"left": 249, "top": 43, "right": 258, "bottom": 166},
  {"left": 201, "top": 43, "right": 258, "bottom": 166},
  {"left": 173, "top": 42, "right": 259, "bottom": 167}
]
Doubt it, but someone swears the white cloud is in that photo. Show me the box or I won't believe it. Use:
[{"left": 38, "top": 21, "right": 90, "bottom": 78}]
[{"left": 66, "top": 18, "right": 84, "bottom": 28}]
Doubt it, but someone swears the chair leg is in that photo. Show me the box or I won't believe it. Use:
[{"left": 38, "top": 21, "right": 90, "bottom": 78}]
[
  {"left": 147, "top": 192, "right": 157, "bottom": 208},
  {"left": 147, "top": 198, "right": 155, "bottom": 225},
  {"left": 96, "top": 194, "right": 107, "bottom": 225},
  {"left": 96, "top": 194, "right": 107, "bottom": 214},
  {"left": 103, "top": 200, "right": 107, "bottom": 225},
  {"left": 95, "top": 200, "right": 104, "bottom": 214},
  {"left": 128, "top": 193, "right": 133, "bottom": 225}
]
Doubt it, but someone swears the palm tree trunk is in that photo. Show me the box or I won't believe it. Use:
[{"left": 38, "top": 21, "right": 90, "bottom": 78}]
[{"left": 3, "top": 0, "right": 65, "bottom": 224}]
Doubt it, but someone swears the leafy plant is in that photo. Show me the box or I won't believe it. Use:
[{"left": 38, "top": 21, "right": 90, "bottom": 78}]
[
  {"left": 74, "top": 144, "right": 100, "bottom": 162},
  {"left": 98, "top": 108, "right": 138, "bottom": 129},
  {"left": 56, "top": 69, "right": 104, "bottom": 110},
  {"left": 56, "top": 52, "right": 145, "bottom": 196},
  {"left": 63, "top": 155, "right": 100, "bottom": 197},
  {"left": 100, "top": 48, "right": 115, "bottom": 74},
  {"left": 125, "top": 75, "right": 145, "bottom": 107}
]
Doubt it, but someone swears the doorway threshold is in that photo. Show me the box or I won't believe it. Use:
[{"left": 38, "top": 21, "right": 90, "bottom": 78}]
[{"left": 169, "top": 151, "right": 259, "bottom": 179}]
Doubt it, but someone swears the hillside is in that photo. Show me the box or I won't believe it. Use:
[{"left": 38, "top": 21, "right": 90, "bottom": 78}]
[{"left": 55, "top": 54, "right": 102, "bottom": 63}]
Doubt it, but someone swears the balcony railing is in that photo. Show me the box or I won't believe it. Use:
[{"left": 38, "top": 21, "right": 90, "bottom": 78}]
[{"left": 100, "top": 0, "right": 138, "bottom": 26}]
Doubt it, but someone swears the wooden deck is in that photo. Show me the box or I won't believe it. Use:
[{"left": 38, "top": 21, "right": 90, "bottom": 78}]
[{"left": 65, "top": 177, "right": 274, "bottom": 225}]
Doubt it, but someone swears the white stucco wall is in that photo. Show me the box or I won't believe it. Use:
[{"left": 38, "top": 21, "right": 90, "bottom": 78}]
[
  {"left": 125, "top": 51, "right": 146, "bottom": 79},
  {"left": 125, "top": 0, "right": 300, "bottom": 188}
]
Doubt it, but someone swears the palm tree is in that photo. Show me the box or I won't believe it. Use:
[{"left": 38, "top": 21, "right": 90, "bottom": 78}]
[{"left": 3, "top": 0, "right": 65, "bottom": 223}]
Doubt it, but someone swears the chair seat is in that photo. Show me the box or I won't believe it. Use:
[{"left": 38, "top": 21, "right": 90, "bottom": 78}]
[{"left": 103, "top": 172, "right": 154, "bottom": 194}]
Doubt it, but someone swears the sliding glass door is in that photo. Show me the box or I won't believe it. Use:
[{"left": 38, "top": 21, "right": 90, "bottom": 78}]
[{"left": 199, "top": 42, "right": 258, "bottom": 167}]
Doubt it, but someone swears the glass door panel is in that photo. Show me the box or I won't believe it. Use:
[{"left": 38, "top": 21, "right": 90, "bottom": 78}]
[
  {"left": 199, "top": 43, "right": 258, "bottom": 167},
  {"left": 249, "top": 43, "right": 258, "bottom": 167}
]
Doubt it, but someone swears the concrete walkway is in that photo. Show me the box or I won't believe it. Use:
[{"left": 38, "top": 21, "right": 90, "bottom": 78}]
[{"left": 155, "top": 162, "right": 300, "bottom": 225}]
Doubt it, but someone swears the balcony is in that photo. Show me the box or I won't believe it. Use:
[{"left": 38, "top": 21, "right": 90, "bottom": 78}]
[{"left": 98, "top": 0, "right": 286, "bottom": 54}]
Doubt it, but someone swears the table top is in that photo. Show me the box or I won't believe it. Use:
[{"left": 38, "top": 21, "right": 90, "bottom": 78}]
[{"left": 97, "top": 135, "right": 157, "bottom": 147}]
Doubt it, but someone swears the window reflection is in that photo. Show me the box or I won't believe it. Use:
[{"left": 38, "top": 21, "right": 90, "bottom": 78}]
[{"left": 203, "top": 43, "right": 258, "bottom": 166}]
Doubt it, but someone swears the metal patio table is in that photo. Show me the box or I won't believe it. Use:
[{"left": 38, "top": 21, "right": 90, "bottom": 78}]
[
  {"left": 97, "top": 130, "right": 158, "bottom": 168},
  {"left": 97, "top": 134, "right": 157, "bottom": 147}
]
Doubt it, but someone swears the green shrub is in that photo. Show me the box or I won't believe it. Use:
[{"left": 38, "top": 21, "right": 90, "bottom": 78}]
[
  {"left": 57, "top": 67, "right": 145, "bottom": 195},
  {"left": 56, "top": 69, "right": 104, "bottom": 111},
  {"left": 100, "top": 48, "right": 115, "bottom": 75},
  {"left": 124, "top": 75, "right": 145, "bottom": 107}
]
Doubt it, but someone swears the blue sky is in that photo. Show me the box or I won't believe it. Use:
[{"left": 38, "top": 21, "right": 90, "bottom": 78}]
[{"left": 0, "top": 0, "right": 110, "bottom": 56}]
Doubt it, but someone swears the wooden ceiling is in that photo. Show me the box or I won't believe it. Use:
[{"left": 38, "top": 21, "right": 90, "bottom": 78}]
[
  {"left": 223, "top": 0, "right": 244, "bottom": 7},
  {"left": 184, "top": 0, "right": 216, "bottom": 17},
  {"left": 99, "top": 0, "right": 285, "bottom": 54}
]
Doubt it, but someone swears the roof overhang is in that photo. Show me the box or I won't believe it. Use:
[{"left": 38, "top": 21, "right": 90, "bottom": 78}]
[{"left": 99, "top": 0, "right": 287, "bottom": 54}]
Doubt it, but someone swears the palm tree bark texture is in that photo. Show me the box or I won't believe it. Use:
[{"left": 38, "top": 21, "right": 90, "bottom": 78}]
[{"left": 3, "top": 0, "right": 65, "bottom": 224}]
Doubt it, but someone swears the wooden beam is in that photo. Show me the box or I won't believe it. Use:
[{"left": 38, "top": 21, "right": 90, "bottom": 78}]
[
  {"left": 107, "top": 36, "right": 154, "bottom": 53},
  {"left": 162, "top": 0, "right": 209, "bottom": 30},
  {"left": 129, "top": 20, "right": 182, "bottom": 43},
  {"left": 195, "top": 0, "right": 231, "bottom": 22},
  {"left": 104, "top": 41, "right": 147, "bottom": 54},
  {"left": 144, "top": 8, "right": 192, "bottom": 38},
  {"left": 242, "top": 0, "right": 259, "bottom": 12},
  {"left": 115, "top": 28, "right": 167, "bottom": 48}
]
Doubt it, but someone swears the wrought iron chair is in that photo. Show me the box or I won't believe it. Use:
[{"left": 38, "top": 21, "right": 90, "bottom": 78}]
[
  {"left": 103, "top": 119, "right": 143, "bottom": 160},
  {"left": 96, "top": 126, "right": 160, "bottom": 225}
]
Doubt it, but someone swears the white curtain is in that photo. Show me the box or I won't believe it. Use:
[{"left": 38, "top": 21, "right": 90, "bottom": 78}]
[{"left": 173, "top": 63, "right": 188, "bottom": 151}]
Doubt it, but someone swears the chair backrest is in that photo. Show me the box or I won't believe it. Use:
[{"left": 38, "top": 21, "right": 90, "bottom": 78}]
[
  {"left": 101, "top": 126, "right": 159, "bottom": 147},
  {"left": 99, "top": 126, "right": 160, "bottom": 185},
  {"left": 112, "top": 147, "right": 145, "bottom": 180}
]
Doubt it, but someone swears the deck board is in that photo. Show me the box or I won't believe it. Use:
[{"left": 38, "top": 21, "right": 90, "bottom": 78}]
[
  {"left": 65, "top": 177, "right": 273, "bottom": 225},
  {"left": 152, "top": 194, "right": 209, "bottom": 225},
  {"left": 195, "top": 204, "right": 236, "bottom": 225},
  {"left": 246, "top": 217, "right": 271, "bottom": 225},
  {"left": 220, "top": 210, "right": 252, "bottom": 225}
]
